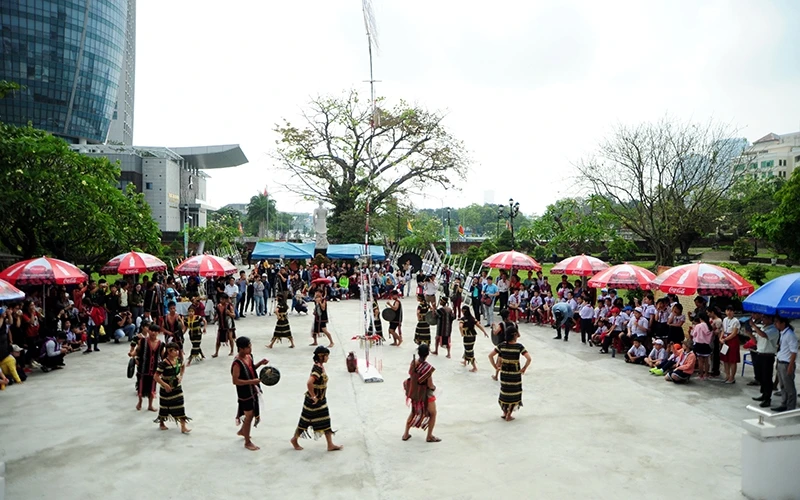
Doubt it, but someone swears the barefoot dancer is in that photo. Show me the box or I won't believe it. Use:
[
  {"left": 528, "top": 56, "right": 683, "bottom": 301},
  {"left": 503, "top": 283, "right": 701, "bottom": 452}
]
[
  {"left": 460, "top": 306, "right": 488, "bottom": 372},
  {"left": 185, "top": 305, "right": 206, "bottom": 365},
  {"left": 488, "top": 326, "right": 532, "bottom": 422},
  {"left": 154, "top": 342, "right": 191, "bottom": 433},
  {"left": 290, "top": 346, "right": 342, "bottom": 452},
  {"left": 434, "top": 297, "right": 454, "bottom": 358},
  {"left": 310, "top": 291, "right": 334, "bottom": 347},
  {"left": 267, "top": 297, "right": 295, "bottom": 348},
  {"left": 386, "top": 290, "right": 403, "bottom": 346},
  {"left": 232, "top": 336, "right": 268, "bottom": 451},
  {"left": 134, "top": 324, "right": 164, "bottom": 412},
  {"left": 402, "top": 343, "right": 440, "bottom": 443},
  {"left": 214, "top": 293, "right": 236, "bottom": 358},
  {"left": 414, "top": 294, "right": 432, "bottom": 347},
  {"left": 491, "top": 309, "right": 515, "bottom": 381}
]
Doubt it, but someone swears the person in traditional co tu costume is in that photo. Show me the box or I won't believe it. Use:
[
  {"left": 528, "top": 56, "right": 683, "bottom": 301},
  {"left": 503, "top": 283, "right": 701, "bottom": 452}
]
[
  {"left": 488, "top": 326, "right": 532, "bottom": 421},
  {"left": 290, "top": 346, "right": 342, "bottom": 452},
  {"left": 267, "top": 297, "right": 295, "bottom": 348}
]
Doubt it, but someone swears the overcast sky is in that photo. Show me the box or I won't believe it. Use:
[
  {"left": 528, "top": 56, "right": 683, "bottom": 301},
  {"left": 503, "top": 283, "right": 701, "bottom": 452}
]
[{"left": 134, "top": 0, "right": 800, "bottom": 217}]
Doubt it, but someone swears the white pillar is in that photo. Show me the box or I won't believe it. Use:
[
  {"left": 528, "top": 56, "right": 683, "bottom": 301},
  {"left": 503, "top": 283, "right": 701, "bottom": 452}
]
[{"left": 741, "top": 416, "right": 800, "bottom": 499}]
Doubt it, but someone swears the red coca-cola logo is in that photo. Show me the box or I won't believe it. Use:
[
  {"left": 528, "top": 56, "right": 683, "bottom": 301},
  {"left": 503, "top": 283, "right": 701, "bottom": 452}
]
[
  {"left": 700, "top": 273, "right": 722, "bottom": 284},
  {"left": 668, "top": 287, "right": 687, "bottom": 294},
  {"left": 616, "top": 272, "right": 632, "bottom": 279},
  {"left": 62, "top": 278, "right": 79, "bottom": 284}
]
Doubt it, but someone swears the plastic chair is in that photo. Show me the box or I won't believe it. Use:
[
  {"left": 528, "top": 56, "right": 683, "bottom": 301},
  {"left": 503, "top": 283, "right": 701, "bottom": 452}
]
[{"left": 741, "top": 352, "right": 753, "bottom": 376}]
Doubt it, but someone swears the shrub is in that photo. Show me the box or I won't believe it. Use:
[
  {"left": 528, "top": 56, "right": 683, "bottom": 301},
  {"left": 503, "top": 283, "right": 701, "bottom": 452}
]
[
  {"left": 731, "top": 238, "right": 755, "bottom": 263},
  {"left": 532, "top": 245, "right": 547, "bottom": 262},
  {"left": 746, "top": 264, "right": 768, "bottom": 286},
  {"left": 606, "top": 237, "right": 637, "bottom": 262}
]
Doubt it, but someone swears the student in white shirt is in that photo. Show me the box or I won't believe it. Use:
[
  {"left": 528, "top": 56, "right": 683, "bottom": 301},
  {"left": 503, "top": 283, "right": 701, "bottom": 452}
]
[
  {"left": 625, "top": 338, "right": 647, "bottom": 364},
  {"left": 644, "top": 339, "right": 668, "bottom": 368},
  {"left": 577, "top": 296, "right": 595, "bottom": 345}
]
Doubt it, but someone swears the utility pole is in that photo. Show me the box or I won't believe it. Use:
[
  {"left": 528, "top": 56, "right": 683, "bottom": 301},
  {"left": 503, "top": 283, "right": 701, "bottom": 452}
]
[{"left": 445, "top": 207, "right": 451, "bottom": 256}]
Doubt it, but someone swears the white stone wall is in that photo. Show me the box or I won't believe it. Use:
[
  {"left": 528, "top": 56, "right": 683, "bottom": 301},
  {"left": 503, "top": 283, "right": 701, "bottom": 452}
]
[{"left": 143, "top": 158, "right": 181, "bottom": 232}]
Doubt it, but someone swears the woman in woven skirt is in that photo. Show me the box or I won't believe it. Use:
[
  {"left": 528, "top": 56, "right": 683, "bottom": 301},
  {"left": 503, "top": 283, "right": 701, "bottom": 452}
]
[
  {"left": 386, "top": 289, "right": 403, "bottom": 346},
  {"left": 134, "top": 324, "right": 164, "bottom": 412},
  {"left": 434, "top": 297, "right": 454, "bottom": 358},
  {"left": 214, "top": 293, "right": 236, "bottom": 358},
  {"left": 185, "top": 305, "right": 206, "bottom": 365},
  {"left": 310, "top": 291, "right": 334, "bottom": 348},
  {"left": 460, "top": 306, "right": 488, "bottom": 372},
  {"left": 154, "top": 342, "right": 191, "bottom": 433},
  {"left": 232, "top": 336, "right": 268, "bottom": 451},
  {"left": 290, "top": 346, "right": 342, "bottom": 451},
  {"left": 402, "top": 343, "right": 440, "bottom": 443},
  {"left": 488, "top": 325, "right": 532, "bottom": 421},
  {"left": 414, "top": 294, "right": 432, "bottom": 346},
  {"left": 370, "top": 299, "right": 384, "bottom": 340},
  {"left": 267, "top": 297, "right": 295, "bottom": 348}
]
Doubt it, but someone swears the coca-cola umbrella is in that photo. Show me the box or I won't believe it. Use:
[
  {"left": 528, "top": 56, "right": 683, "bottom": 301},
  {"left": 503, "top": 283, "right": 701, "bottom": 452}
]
[
  {"left": 0, "top": 257, "right": 88, "bottom": 286},
  {"left": 649, "top": 262, "right": 754, "bottom": 297},
  {"left": 482, "top": 251, "right": 542, "bottom": 271},
  {"left": 174, "top": 254, "right": 237, "bottom": 278},
  {"left": 0, "top": 257, "right": 88, "bottom": 314},
  {"left": 587, "top": 263, "right": 656, "bottom": 290},
  {"left": 100, "top": 251, "right": 167, "bottom": 275},
  {"left": 0, "top": 279, "right": 25, "bottom": 301},
  {"left": 550, "top": 254, "right": 610, "bottom": 277}
]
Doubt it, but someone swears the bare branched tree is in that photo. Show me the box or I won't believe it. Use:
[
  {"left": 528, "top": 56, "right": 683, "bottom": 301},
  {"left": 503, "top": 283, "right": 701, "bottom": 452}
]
[
  {"left": 576, "top": 118, "right": 746, "bottom": 267},
  {"left": 272, "top": 90, "right": 469, "bottom": 242}
]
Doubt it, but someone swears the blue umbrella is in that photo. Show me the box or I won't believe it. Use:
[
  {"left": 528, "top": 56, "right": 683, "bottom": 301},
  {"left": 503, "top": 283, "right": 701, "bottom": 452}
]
[{"left": 742, "top": 273, "right": 800, "bottom": 319}]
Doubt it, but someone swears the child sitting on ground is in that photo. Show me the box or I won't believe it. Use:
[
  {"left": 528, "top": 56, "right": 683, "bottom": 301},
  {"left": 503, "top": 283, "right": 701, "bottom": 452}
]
[
  {"left": 625, "top": 338, "right": 647, "bottom": 364},
  {"left": 644, "top": 339, "right": 668, "bottom": 368}
]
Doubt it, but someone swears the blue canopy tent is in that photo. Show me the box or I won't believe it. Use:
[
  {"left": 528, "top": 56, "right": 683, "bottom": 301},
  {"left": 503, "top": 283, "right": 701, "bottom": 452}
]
[
  {"left": 251, "top": 242, "right": 315, "bottom": 260},
  {"left": 326, "top": 244, "right": 385, "bottom": 261}
]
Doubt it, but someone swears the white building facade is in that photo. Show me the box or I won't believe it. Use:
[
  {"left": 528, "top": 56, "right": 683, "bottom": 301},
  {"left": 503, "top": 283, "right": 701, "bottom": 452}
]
[
  {"left": 734, "top": 132, "right": 800, "bottom": 179},
  {"left": 71, "top": 144, "right": 247, "bottom": 233}
]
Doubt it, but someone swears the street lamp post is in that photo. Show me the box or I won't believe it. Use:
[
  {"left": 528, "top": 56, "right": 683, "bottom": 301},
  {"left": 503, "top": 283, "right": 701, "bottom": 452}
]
[
  {"left": 183, "top": 203, "right": 189, "bottom": 259},
  {"left": 508, "top": 198, "right": 520, "bottom": 249},
  {"left": 445, "top": 207, "right": 451, "bottom": 256}
]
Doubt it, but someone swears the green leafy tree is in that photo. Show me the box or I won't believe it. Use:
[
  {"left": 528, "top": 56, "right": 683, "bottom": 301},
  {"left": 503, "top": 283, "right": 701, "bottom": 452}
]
[
  {"left": 0, "top": 80, "right": 22, "bottom": 99},
  {"left": 273, "top": 90, "right": 469, "bottom": 243},
  {"left": 721, "top": 175, "right": 784, "bottom": 237},
  {"left": 522, "top": 197, "right": 615, "bottom": 256},
  {"left": 577, "top": 118, "right": 744, "bottom": 266},
  {"left": 606, "top": 236, "right": 638, "bottom": 262},
  {"left": 0, "top": 123, "right": 161, "bottom": 265},
  {"left": 752, "top": 169, "right": 800, "bottom": 261},
  {"left": 246, "top": 193, "right": 278, "bottom": 238},
  {"left": 399, "top": 212, "right": 442, "bottom": 249}
]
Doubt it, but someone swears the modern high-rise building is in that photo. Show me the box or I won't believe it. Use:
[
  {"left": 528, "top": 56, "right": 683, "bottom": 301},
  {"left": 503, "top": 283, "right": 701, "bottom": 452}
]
[
  {"left": 0, "top": 0, "right": 135, "bottom": 145},
  {"left": 106, "top": 0, "right": 135, "bottom": 145}
]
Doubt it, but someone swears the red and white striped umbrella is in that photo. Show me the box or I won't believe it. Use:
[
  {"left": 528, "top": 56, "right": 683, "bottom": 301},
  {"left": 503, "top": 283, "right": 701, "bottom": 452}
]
[
  {"left": 649, "top": 262, "right": 754, "bottom": 297},
  {"left": 482, "top": 250, "right": 542, "bottom": 271},
  {"left": 0, "top": 278, "right": 25, "bottom": 301},
  {"left": 0, "top": 257, "right": 88, "bottom": 286},
  {"left": 587, "top": 263, "right": 656, "bottom": 290},
  {"left": 100, "top": 251, "right": 167, "bottom": 275},
  {"left": 174, "top": 254, "right": 237, "bottom": 277},
  {"left": 550, "top": 254, "right": 609, "bottom": 276}
]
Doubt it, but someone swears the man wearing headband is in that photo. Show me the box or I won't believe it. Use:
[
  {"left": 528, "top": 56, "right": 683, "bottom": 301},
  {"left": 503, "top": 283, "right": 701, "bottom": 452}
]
[
  {"left": 232, "top": 337, "right": 269, "bottom": 451},
  {"left": 291, "top": 346, "right": 342, "bottom": 451}
]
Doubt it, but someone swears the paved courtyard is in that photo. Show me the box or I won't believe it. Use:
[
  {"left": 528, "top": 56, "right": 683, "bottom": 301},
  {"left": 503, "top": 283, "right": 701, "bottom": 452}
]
[{"left": 2, "top": 296, "right": 751, "bottom": 499}]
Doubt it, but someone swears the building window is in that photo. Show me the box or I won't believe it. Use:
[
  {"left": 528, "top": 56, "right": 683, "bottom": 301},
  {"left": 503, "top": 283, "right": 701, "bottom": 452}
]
[
  {"left": 778, "top": 159, "right": 787, "bottom": 167},
  {"left": 145, "top": 182, "right": 153, "bottom": 189}
]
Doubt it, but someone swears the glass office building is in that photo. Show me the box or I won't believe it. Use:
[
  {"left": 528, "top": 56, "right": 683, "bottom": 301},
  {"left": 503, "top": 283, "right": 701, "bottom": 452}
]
[{"left": 0, "top": 0, "right": 128, "bottom": 144}]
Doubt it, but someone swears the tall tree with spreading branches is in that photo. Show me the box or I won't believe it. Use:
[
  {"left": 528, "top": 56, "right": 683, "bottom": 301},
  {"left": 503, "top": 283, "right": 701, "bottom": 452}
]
[
  {"left": 273, "top": 90, "right": 469, "bottom": 242},
  {"left": 576, "top": 118, "right": 746, "bottom": 267}
]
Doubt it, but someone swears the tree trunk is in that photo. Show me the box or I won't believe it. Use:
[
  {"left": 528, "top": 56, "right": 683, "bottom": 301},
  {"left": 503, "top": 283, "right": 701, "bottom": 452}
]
[
  {"left": 258, "top": 220, "right": 265, "bottom": 239},
  {"left": 652, "top": 241, "right": 675, "bottom": 268}
]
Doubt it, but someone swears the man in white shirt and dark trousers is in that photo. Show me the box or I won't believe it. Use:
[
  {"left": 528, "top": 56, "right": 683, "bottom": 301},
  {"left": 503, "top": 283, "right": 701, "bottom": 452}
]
[
  {"left": 771, "top": 316, "right": 797, "bottom": 412},
  {"left": 578, "top": 296, "right": 595, "bottom": 345},
  {"left": 749, "top": 315, "right": 780, "bottom": 408}
]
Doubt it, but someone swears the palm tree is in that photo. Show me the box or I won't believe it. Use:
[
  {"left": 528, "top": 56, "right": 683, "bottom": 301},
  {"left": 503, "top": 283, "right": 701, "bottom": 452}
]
[{"left": 247, "top": 194, "right": 276, "bottom": 238}]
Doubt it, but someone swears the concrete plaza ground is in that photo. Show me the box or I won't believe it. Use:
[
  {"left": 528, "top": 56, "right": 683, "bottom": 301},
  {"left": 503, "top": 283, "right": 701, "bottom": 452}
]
[{"left": 2, "top": 296, "right": 752, "bottom": 499}]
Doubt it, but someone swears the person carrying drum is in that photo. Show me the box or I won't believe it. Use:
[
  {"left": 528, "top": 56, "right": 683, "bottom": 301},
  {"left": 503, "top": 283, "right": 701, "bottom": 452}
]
[{"left": 231, "top": 336, "right": 269, "bottom": 451}]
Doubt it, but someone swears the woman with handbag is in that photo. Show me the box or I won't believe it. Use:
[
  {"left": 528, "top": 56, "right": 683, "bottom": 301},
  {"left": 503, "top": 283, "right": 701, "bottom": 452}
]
[
  {"left": 402, "top": 343, "right": 440, "bottom": 443},
  {"left": 469, "top": 277, "right": 482, "bottom": 323}
]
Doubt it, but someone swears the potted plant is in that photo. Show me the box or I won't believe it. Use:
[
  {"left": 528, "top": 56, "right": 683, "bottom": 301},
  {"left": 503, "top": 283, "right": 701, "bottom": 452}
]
[{"left": 731, "top": 238, "right": 755, "bottom": 265}]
